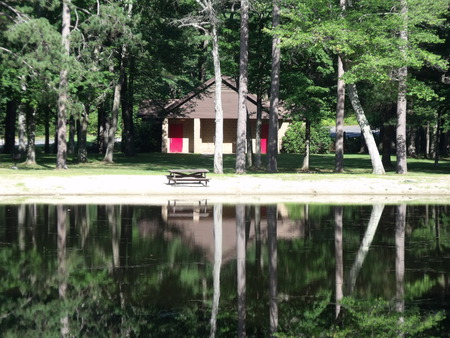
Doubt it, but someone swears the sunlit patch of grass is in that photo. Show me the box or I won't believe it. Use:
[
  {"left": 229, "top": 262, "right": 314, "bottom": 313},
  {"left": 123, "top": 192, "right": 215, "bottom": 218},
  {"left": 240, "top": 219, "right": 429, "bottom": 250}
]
[{"left": 0, "top": 148, "right": 448, "bottom": 177}]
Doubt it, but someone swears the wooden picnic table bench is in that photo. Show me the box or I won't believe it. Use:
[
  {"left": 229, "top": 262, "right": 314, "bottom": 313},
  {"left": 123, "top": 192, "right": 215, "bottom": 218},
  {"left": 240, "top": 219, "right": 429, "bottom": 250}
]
[{"left": 167, "top": 169, "right": 210, "bottom": 186}]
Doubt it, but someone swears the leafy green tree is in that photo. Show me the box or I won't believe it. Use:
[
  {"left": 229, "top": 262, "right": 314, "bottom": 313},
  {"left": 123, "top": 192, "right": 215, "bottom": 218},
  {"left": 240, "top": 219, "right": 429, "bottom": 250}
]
[{"left": 281, "top": 121, "right": 332, "bottom": 155}]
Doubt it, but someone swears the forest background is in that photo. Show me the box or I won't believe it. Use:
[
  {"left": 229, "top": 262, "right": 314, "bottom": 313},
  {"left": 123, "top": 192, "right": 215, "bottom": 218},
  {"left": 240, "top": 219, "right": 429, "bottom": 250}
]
[{"left": 1, "top": 0, "right": 449, "bottom": 175}]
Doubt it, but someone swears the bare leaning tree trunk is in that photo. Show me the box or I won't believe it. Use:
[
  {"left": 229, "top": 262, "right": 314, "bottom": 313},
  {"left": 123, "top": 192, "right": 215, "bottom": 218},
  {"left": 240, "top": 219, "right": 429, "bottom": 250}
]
[
  {"left": 236, "top": 0, "right": 249, "bottom": 174},
  {"left": 347, "top": 84, "right": 385, "bottom": 174},
  {"left": 267, "top": 0, "right": 281, "bottom": 173},
  {"left": 56, "top": 0, "right": 70, "bottom": 169}
]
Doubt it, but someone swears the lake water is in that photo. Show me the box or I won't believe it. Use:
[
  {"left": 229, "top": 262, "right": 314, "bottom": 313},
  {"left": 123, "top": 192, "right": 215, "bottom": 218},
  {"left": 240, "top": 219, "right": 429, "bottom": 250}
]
[{"left": 0, "top": 202, "right": 449, "bottom": 337}]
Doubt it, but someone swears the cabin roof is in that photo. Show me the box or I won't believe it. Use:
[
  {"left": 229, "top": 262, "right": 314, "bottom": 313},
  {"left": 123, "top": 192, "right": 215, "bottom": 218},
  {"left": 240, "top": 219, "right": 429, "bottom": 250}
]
[{"left": 139, "top": 76, "right": 284, "bottom": 120}]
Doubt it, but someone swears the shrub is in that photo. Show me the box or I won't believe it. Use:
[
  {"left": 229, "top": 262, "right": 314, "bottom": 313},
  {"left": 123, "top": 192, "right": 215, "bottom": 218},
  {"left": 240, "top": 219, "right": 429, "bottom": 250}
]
[{"left": 281, "top": 121, "right": 332, "bottom": 154}]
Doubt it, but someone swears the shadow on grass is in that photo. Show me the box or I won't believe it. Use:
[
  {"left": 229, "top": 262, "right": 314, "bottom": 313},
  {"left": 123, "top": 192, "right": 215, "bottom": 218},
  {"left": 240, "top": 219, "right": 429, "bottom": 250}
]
[{"left": 1, "top": 148, "right": 448, "bottom": 175}]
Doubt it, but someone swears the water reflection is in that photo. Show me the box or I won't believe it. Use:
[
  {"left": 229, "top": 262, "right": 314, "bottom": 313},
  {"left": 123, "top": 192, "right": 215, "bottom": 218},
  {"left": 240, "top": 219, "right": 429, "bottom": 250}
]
[{"left": 0, "top": 202, "right": 449, "bottom": 336}]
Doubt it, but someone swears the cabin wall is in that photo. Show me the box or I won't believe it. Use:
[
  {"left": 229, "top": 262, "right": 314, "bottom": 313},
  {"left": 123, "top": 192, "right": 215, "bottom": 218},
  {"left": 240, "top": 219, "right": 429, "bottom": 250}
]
[{"left": 163, "top": 118, "right": 288, "bottom": 154}]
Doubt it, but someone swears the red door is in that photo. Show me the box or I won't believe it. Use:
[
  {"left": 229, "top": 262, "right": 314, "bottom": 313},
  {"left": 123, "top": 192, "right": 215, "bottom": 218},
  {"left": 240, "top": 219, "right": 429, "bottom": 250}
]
[
  {"left": 169, "top": 124, "right": 183, "bottom": 153},
  {"left": 260, "top": 124, "right": 269, "bottom": 154}
]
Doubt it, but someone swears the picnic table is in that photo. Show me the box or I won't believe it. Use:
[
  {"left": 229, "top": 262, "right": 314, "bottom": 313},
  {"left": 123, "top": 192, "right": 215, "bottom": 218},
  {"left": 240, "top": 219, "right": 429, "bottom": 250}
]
[{"left": 167, "top": 169, "right": 210, "bottom": 186}]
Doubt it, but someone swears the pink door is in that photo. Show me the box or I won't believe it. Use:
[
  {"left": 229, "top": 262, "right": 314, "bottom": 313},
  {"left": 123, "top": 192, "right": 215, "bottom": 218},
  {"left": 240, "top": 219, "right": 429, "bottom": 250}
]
[
  {"left": 169, "top": 124, "right": 183, "bottom": 153},
  {"left": 260, "top": 124, "right": 268, "bottom": 154}
]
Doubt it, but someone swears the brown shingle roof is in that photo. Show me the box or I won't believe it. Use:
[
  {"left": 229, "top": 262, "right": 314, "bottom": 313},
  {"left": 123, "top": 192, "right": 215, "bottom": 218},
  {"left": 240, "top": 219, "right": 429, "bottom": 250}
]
[{"left": 139, "top": 76, "right": 276, "bottom": 120}]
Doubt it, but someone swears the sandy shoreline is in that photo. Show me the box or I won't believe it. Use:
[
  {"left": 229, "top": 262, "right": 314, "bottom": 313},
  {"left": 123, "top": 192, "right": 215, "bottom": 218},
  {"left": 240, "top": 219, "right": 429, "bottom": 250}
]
[{"left": 0, "top": 173, "right": 449, "bottom": 205}]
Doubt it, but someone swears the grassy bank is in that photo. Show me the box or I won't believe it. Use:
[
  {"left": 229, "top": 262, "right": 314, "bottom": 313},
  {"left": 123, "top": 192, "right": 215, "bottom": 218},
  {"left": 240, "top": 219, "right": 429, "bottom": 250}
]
[{"left": 0, "top": 150, "right": 448, "bottom": 177}]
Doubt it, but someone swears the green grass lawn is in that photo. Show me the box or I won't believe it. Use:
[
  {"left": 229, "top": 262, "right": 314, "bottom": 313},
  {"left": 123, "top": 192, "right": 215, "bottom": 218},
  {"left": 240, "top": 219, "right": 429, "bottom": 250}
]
[{"left": 0, "top": 146, "right": 448, "bottom": 176}]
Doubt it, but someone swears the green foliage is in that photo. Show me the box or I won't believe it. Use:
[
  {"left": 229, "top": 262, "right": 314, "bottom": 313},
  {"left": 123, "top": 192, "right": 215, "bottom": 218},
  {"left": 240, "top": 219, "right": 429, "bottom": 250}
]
[
  {"left": 339, "top": 297, "right": 445, "bottom": 337},
  {"left": 281, "top": 121, "right": 332, "bottom": 154}
]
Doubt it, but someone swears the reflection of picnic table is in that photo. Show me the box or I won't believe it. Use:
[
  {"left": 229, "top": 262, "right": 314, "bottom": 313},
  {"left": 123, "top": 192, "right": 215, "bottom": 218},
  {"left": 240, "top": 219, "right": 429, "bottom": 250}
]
[{"left": 166, "top": 169, "right": 210, "bottom": 186}]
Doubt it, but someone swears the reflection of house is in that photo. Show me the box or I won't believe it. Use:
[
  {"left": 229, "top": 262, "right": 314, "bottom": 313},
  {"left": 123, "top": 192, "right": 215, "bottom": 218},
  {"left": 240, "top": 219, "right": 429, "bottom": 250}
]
[
  {"left": 140, "top": 76, "right": 289, "bottom": 154},
  {"left": 160, "top": 201, "right": 304, "bottom": 262}
]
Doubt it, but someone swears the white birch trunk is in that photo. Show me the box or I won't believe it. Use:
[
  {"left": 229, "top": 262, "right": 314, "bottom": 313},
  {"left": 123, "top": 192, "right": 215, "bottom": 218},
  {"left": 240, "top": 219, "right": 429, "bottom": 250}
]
[
  {"left": 212, "top": 23, "right": 224, "bottom": 174},
  {"left": 347, "top": 83, "right": 385, "bottom": 174}
]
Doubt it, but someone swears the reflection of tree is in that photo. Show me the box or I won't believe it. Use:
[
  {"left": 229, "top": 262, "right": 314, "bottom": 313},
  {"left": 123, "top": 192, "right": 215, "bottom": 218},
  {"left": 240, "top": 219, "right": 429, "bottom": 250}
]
[
  {"left": 347, "top": 204, "right": 384, "bottom": 294},
  {"left": 210, "top": 204, "right": 222, "bottom": 338},
  {"left": 1, "top": 203, "right": 448, "bottom": 336},
  {"left": 334, "top": 206, "right": 343, "bottom": 319},
  {"left": 267, "top": 205, "right": 278, "bottom": 336},
  {"left": 236, "top": 204, "right": 246, "bottom": 337},
  {"left": 18, "top": 204, "right": 25, "bottom": 251},
  {"left": 396, "top": 204, "right": 406, "bottom": 325},
  {"left": 57, "top": 205, "right": 69, "bottom": 336}
]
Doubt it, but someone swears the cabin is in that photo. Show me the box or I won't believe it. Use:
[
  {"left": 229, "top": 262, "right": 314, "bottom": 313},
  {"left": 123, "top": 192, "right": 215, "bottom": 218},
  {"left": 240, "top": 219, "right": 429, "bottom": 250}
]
[{"left": 139, "top": 76, "right": 289, "bottom": 154}]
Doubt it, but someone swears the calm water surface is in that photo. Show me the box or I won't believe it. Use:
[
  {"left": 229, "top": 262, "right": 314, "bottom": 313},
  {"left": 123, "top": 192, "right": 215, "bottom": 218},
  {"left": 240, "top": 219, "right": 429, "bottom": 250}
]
[{"left": 0, "top": 202, "right": 449, "bottom": 337}]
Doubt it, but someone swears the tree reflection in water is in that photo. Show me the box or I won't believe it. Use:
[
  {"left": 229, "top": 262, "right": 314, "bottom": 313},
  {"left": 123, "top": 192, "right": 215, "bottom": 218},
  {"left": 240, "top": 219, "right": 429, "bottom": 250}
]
[{"left": 0, "top": 202, "right": 448, "bottom": 336}]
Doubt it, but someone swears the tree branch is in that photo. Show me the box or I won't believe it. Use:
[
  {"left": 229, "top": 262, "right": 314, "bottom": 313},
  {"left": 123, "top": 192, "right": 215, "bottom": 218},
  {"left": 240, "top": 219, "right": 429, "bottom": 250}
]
[
  {"left": 0, "top": 1, "right": 30, "bottom": 23},
  {"left": 0, "top": 47, "right": 34, "bottom": 70}
]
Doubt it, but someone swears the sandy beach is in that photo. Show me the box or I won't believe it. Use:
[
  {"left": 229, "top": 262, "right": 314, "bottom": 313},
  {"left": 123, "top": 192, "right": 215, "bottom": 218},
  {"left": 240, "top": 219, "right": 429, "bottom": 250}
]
[{"left": 0, "top": 173, "right": 449, "bottom": 205}]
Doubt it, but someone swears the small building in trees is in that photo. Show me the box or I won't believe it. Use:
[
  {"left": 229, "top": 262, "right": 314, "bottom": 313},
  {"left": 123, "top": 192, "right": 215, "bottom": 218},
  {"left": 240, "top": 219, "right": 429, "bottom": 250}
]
[{"left": 138, "top": 76, "right": 289, "bottom": 154}]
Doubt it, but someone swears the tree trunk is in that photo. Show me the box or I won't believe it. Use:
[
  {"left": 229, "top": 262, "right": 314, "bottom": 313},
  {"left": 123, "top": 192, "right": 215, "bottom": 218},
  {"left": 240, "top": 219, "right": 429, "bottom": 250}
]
[
  {"left": 381, "top": 124, "right": 394, "bottom": 168},
  {"left": 121, "top": 58, "right": 136, "bottom": 157},
  {"left": 18, "top": 106, "right": 26, "bottom": 155},
  {"left": 396, "top": 0, "right": 408, "bottom": 174},
  {"left": 44, "top": 106, "right": 50, "bottom": 154},
  {"left": 334, "top": 55, "right": 345, "bottom": 173},
  {"left": 4, "top": 100, "right": 17, "bottom": 154},
  {"left": 246, "top": 111, "right": 253, "bottom": 168},
  {"left": 97, "top": 103, "right": 107, "bottom": 154},
  {"left": 267, "top": 0, "right": 281, "bottom": 173},
  {"left": 301, "top": 119, "right": 311, "bottom": 171},
  {"left": 68, "top": 116, "right": 75, "bottom": 155},
  {"left": 347, "top": 83, "right": 385, "bottom": 174},
  {"left": 25, "top": 105, "right": 36, "bottom": 165},
  {"left": 434, "top": 108, "right": 442, "bottom": 166},
  {"left": 425, "top": 122, "right": 431, "bottom": 158},
  {"left": 255, "top": 95, "right": 263, "bottom": 169},
  {"left": 56, "top": 0, "right": 70, "bottom": 169},
  {"left": 103, "top": 53, "right": 125, "bottom": 163},
  {"left": 236, "top": 0, "right": 249, "bottom": 174},
  {"left": 104, "top": 2, "right": 133, "bottom": 162},
  {"left": 334, "top": 1, "right": 347, "bottom": 172},
  {"left": 408, "top": 126, "right": 417, "bottom": 158},
  {"left": 211, "top": 23, "right": 224, "bottom": 174},
  {"left": 78, "top": 104, "right": 89, "bottom": 163}
]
